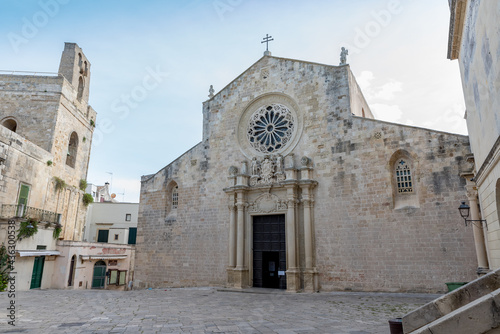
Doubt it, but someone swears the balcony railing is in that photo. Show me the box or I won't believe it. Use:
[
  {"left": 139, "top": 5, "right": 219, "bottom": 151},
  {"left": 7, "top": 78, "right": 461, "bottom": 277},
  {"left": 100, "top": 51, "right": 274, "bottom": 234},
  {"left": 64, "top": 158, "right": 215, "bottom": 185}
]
[{"left": 0, "top": 204, "right": 61, "bottom": 224}]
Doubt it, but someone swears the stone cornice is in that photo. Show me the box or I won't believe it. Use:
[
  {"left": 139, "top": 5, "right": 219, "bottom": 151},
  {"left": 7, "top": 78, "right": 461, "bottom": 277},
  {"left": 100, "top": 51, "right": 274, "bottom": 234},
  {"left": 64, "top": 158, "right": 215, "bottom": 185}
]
[{"left": 447, "top": 0, "right": 467, "bottom": 60}]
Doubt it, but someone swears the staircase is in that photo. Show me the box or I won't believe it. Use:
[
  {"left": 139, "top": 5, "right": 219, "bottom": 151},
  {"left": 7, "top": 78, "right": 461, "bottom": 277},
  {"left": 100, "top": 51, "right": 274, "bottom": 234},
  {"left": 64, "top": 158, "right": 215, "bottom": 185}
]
[{"left": 402, "top": 268, "right": 500, "bottom": 333}]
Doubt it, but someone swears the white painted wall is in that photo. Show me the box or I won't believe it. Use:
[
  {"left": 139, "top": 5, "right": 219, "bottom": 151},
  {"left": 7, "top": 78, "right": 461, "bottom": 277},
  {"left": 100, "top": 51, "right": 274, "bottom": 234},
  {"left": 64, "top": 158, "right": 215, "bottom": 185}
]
[{"left": 84, "top": 202, "right": 138, "bottom": 244}]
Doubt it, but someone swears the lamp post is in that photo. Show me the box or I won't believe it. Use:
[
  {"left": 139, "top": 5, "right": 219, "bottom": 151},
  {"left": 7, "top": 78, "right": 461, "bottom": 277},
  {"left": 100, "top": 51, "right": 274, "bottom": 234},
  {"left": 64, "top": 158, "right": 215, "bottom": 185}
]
[{"left": 458, "top": 201, "right": 487, "bottom": 230}]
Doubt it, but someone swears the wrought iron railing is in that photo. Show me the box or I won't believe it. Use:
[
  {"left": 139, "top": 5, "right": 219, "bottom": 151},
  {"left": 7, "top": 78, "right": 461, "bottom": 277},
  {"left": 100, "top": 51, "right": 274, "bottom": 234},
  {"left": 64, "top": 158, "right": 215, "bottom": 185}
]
[{"left": 0, "top": 204, "right": 61, "bottom": 224}]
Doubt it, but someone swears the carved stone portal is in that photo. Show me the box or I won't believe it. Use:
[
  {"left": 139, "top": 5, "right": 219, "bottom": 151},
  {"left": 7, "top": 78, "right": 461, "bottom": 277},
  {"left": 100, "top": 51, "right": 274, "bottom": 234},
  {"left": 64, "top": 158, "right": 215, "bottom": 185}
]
[{"left": 249, "top": 155, "right": 286, "bottom": 186}]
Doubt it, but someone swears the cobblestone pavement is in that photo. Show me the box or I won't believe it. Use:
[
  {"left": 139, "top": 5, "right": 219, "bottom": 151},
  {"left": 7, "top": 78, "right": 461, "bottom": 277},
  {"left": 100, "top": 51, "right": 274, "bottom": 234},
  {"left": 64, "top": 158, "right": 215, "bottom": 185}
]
[{"left": 0, "top": 288, "right": 439, "bottom": 334}]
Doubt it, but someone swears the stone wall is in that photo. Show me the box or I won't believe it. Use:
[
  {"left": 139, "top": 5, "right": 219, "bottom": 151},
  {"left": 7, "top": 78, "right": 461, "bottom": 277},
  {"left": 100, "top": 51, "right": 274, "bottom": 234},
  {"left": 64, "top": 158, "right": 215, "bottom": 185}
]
[
  {"left": 135, "top": 55, "right": 477, "bottom": 292},
  {"left": 452, "top": 0, "right": 500, "bottom": 269},
  {"left": 0, "top": 43, "right": 96, "bottom": 243}
]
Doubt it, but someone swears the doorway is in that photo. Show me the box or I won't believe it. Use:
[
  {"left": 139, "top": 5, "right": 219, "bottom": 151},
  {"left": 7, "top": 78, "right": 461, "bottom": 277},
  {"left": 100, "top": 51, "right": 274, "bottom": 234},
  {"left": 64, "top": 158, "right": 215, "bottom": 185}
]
[
  {"left": 92, "top": 260, "right": 106, "bottom": 289},
  {"left": 30, "top": 256, "right": 45, "bottom": 289},
  {"left": 253, "top": 214, "right": 286, "bottom": 289}
]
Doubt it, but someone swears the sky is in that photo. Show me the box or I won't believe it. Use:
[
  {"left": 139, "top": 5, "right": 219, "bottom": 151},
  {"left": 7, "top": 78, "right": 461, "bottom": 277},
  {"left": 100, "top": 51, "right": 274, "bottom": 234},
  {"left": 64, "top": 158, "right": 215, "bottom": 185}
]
[{"left": 0, "top": 0, "right": 466, "bottom": 203}]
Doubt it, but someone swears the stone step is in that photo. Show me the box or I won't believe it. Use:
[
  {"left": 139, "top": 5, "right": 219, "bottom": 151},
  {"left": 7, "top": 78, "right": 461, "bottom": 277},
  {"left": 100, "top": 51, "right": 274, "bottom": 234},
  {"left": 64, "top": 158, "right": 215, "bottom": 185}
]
[
  {"left": 409, "top": 288, "right": 500, "bottom": 334},
  {"left": 403, "top": 267, "right": 500, "bottom": 333}
]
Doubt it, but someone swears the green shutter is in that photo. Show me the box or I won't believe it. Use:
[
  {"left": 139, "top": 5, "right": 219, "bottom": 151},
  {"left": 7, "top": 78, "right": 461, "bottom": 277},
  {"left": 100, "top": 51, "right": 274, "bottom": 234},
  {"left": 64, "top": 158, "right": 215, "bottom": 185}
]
[
  {"left": 128, "top": 228, "right": 137, "bottom": 245},
  {"left": 97, "top": 230, "right": 109, "bottom": 243},
  {"left": 18, "top": 184, "right": 30, "bottom": 215}
]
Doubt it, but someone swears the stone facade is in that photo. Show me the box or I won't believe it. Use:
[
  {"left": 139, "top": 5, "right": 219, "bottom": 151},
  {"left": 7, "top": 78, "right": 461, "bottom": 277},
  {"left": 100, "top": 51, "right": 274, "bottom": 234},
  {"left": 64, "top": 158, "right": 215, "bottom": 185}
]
[
  {"left": 0, "top": 43, "right": 97, "bottom": 290},
  {"left": 135, "top": 55, "right": 477, "bottom": 293},
  {"left": 448, "top": 0, "right": 500, "bottom": 271}
]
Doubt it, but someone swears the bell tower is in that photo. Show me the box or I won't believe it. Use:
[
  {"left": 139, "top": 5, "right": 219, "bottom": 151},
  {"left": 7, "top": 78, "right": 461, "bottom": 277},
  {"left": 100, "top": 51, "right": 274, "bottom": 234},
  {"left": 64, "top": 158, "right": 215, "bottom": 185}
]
[{"left": 58, "top": 42, "right": 91, "bottom": 105}]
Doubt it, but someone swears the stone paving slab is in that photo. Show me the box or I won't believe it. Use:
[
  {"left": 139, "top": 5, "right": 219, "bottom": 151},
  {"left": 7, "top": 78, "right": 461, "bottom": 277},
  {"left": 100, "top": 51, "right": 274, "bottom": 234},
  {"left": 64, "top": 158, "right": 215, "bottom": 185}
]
[{"left": 0, "top": 288, "right": 440, "bottom": 333}]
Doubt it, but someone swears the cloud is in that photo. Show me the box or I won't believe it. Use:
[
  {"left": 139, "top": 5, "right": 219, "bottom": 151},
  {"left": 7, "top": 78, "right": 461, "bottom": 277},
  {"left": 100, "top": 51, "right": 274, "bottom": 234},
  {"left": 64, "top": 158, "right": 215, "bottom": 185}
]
[
  {"left": 422, "top": 103, "right": 467, "bottom": 134},
  {"left": 371, "top": 104, "right": 403, "bottom": 123},
  {"left": 356, "top": 71, "right": 402, "bottom": 101},
  {"left": 357, "top": 70, "right": 374, "bottom": 90},
  {"left": 374, "top": 81, "right": 402, "bottom": 100}
]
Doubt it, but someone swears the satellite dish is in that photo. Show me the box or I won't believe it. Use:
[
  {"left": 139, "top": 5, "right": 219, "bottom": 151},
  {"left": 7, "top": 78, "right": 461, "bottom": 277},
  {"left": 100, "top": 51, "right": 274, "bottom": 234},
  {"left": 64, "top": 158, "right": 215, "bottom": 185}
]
[{"left": 111, "top": 193, "right": 116, "bottom": 198}]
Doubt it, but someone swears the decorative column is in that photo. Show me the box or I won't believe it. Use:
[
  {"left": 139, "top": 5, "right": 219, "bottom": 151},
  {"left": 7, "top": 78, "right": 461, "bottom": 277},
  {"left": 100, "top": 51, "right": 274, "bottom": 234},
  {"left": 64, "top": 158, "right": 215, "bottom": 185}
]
[
  {"left": 236, "top": 191, "right": 245, "bottom": 270},
  {"left": 228, "top": 203, "right": 236, "bottom": 268},
  {"left": 232, "top": 162, "right": 250, "bottom": 288},
  {"left": 465, "top": 179, "right": 489, "bottom": 274},
  {"left": 300, "top": 157, "right": 318, "bottom": 292},
  {"left": 284, "top": 156, "right": 299, "bottom": 292},
  {"left": 226, "top": 195, "right": 237, "bottom": 285}
]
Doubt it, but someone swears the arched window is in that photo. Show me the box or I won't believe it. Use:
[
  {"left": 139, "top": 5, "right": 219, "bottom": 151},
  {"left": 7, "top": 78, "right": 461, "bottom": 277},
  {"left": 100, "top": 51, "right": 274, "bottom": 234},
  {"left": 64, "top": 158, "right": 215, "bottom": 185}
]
[
  {"left": 84, "top": 61, "right": 88, "bottom": 76},
  {"left": 68, "top": 255, "right": 76, "bottom": 287},
  {"left": 395, "top": 159, "right": 413, "bottom": 193},
  {"left": 66, "top": 132, "right": 79, "bottom": 168},
  {"left": 2, "top": 118, "right": 17, "bottom": 132},
  {"left": 390, "top": 150, "right": 419, "bottom": 209},
  {"left": 172, "top": 186, "right": 178, "bottom": 209},
  {"left": 77, "top": 76, "right": 84, "bottom": 100}
]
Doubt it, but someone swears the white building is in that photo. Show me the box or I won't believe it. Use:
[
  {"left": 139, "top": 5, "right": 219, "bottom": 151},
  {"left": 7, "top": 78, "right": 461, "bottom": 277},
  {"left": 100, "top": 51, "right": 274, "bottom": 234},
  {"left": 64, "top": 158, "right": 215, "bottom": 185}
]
[{"left": 84, "top": 202, "right": 139, "bottom": 245}]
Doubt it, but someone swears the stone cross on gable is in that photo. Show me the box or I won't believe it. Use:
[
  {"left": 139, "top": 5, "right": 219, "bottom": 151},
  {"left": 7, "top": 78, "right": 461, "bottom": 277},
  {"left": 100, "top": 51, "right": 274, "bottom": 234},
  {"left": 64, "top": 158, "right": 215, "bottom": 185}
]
[{"left": 262, "top": 34, "right": 274, "bottom": 56}]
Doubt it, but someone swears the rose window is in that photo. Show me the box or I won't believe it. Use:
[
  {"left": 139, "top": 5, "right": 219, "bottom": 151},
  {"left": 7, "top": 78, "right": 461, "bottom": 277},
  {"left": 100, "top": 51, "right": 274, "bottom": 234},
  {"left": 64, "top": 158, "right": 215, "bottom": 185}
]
[{"left": 247, "top": 104, "right": 295, "bottom": 153}]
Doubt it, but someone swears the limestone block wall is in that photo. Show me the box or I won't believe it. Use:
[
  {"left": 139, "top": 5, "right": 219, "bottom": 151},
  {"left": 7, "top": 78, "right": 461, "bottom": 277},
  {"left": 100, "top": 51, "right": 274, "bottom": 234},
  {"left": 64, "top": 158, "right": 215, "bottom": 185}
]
[
  {"left": 136, "top": 56, "right": 477, "bottom": 292},
  {"left": 313, "top": 118, "right": 475, "bottom": 292},
  {"left": 0, "top": 126, "right": 53, "bottom": 209},
  {"left": 0, "top": 75, "right": 63, "bottom": 152}
]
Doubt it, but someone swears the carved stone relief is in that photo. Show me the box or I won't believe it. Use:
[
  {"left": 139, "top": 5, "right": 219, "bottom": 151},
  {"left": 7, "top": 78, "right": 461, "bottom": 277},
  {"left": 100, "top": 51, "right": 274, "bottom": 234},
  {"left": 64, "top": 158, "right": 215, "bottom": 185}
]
[
  {"left": 247, "top": 193, "right": 288, "bottom": 213},
  {"left": 249, "top": 155, "right": 286, "bottom": 186}
]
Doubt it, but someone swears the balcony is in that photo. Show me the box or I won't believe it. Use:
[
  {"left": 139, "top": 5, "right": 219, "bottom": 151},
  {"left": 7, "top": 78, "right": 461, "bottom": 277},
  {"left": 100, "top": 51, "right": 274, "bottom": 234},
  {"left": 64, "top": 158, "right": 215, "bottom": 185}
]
[{"left": 0, "top": 204, "right": 61, "bottom": 224}]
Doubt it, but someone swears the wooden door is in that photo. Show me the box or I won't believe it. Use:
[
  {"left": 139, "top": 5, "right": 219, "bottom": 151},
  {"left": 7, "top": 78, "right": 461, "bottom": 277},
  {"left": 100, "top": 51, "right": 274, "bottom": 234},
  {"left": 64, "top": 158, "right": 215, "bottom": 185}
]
[
  {"left": 92, "top": 260, "right": 106, "bottom": 289},
  {"left": 30, "top": 256, "right": 45, "bottom": 289},
  {"left": 253, "top": 214, "right": 286, "bottom": 289}
]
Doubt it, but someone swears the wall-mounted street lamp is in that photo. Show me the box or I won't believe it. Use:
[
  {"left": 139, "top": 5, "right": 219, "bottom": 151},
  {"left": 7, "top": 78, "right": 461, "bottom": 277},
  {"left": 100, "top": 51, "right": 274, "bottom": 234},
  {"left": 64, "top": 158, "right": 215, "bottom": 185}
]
[{"left": 458, "top": 202, "right": 487, "bottom": 230}]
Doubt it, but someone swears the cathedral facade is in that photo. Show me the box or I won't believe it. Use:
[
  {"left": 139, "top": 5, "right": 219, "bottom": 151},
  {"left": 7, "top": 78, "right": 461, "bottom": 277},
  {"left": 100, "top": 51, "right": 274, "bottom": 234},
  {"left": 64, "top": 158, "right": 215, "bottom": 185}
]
[{"left": 135, "top": 54, "right": 477, "bottom": 293}]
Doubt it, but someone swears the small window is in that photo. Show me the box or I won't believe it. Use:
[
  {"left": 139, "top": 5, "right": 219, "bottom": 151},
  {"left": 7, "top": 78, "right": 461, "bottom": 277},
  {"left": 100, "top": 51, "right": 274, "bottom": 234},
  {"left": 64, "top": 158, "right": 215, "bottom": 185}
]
[
  {"left": 66, "top": 132, "right": 79, "bottom": 168},
  {"left": 125, "top": 214, "right": 131, "bottom": 221},
  {"left": 172, "top": 186, "right": 178, "bottom": 209},
  {"left": 395, "top": 159, "right": 413, "bottom": 193},
  {"left": 2, "top": 118, "right": 17, "bottom": 132},
  {"left": 36, "top": 245, "right": 46, "bottom": 250},
  {"left": 108, "top": 269, "right": 127, "bottom": 286},
  {"left": 114, "top": 234, "right": 119, "bottom": 241},
  {"left": 77, "top": 76, "right": 84, "bottom": 100}
]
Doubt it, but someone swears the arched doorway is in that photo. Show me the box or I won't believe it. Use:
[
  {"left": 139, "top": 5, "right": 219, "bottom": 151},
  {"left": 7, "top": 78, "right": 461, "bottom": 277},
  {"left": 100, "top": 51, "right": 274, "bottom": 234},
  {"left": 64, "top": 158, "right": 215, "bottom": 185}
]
[
  {"left": 68, "top": 255, "right": 76, "bottom": 287},
  {"left": 92, "top": 260, "right": 106, "bottom": 289}
]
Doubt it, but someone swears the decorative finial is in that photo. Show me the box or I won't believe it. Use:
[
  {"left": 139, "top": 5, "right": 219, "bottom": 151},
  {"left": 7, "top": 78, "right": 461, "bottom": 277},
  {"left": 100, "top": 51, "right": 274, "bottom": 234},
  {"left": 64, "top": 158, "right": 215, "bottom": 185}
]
[
  {"left": 208, "top": 85, "right": 214, "bottom": 98},
  {"left": 262, "top": 34, "right": 274, "bottom": 56},
  {"left": 340, "top": 47, "right": 348, "bottom": 65}
]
